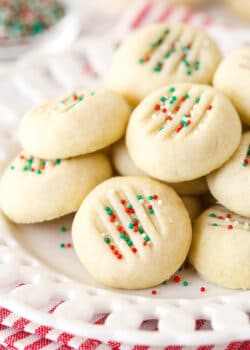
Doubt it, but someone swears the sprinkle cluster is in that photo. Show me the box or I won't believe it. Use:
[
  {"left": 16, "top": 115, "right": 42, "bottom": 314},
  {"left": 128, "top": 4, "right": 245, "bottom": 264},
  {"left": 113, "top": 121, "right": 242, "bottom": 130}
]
[
  {"left": 242, "top": 144, "right": 250, "bottom": 167},
  {"left": 208, "top": 212, "right": 250, "bottom": 230},
  {"left": 138, "top": 28, "right": 201, "bottom": 75},
  {"left": 102, "top": 194, "right": 161, "bottom": 260},
  {"left": 0, "top": 0, "right": 65, "bottom": 44},
  {"left": 10, "top": 154, "right": 61, "bottom": 174},
  {"left": 60, "top": 91, "right": 95, "bottom": 112},
  {"left": 59, "top": 226, "right": 73, "bottom": 249},
  {"left": 153, "top": 87, "right": 213, "bottom": 133}
]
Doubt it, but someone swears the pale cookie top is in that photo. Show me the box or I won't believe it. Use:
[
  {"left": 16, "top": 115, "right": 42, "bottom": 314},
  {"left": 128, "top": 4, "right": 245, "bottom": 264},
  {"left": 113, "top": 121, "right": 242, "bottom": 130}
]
[
  {"left": 72, "top": 177, "right": 192, "bottom": 289},
  {"left": 206, "top": 205, "right": 250, "bottom": 232},
  {"left": 126, "top": 84, "right": 241, "bottom": 182},
  {"left": 213, "top": 47, "right": 250, "bottom": 125},
  {"left": 8, "top": 153, "right": 62, "bottom": 176},
  {"left": 19, "top": 88, "right": 131, "bottom": 159},
  {"left": 207, "top": 132, "right": 250, "bottom": 217},
  {"left": 108, "top": 23, "right": 222, "bottom": 105}
]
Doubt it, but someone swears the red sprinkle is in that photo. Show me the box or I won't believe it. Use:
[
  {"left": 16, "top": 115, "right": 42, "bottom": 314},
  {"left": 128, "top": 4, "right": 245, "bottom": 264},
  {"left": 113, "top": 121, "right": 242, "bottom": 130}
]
[
  {"left": 133, "top": 227, "right": 138, "bottom": 232},
  {"left": 154, "top": 104, "right": 161, "bottom": 111},
  {"left": 143, "top": 241, "right": 147, "bottom": 246},
  {"left": 153, "top": 195, "right": 158, "bottom": 200},
  {"left": 165, "top": 115, "right": 173, "bottom": 121},
  {"left": 116, "top": 225, "right": 123, "bottom": 232},
  {"left": 173, "top": 275, "right": 181, "bottom": 283},
  {"left": 218, "top": 216, "right": 224, "bottom": 220},
  {"left": 200, "top": 287, "right": 206, "bottom": 293},
  {"left": 226, "top": 214, "right": 232, "bottom": 219},
  {"left": 131, "top": 247, "right": 137, "bottom": 253},
  {"left": 20, "top": 155, "right": 25, "bottom": 160},
  {"left": 151, "top": 290, "right": 157, "bottom": 295},
  {"left": 110, "top": 245, "right": 115, "bottom": 251},
  {"left": 176, "top": 125, "right": 184, "bottom": 133},
  {"left": 31, "top": 168, "right": 35, "bottom": 172},
  {"left": 175, "top": 106, "right": 180, "bottom": 111},
  {"left": 162, "top": 108, "right": 167, "bottom": 113},
  {"left": 120, "top": 199, "right": 126, "bottom": 205},
  {"left": 227, "top": 225, "right": 233, "bottom": 230},
  {"left": 181, "top": 96, "right": 186, "bottom": 102},
  {"left": 66, "top": 243, "right": 72, "bottom": 248},
  {"left": 109, "top": 215, "right": 116, "bottom": 222},
  {"left": 130, "top": 208, "right": 135, "bottom": 214},
  {"left": 148, "top": 205, "right": 153, "bottom": 210},
  {"left": 117, "top": 254, "right": 123, "bottom": 260},
  {"left": 207, "top": 105, "right": 213, "bottom": 111},
  {"left": 184, "top": 262, "right": 190, "bottom": 269}
]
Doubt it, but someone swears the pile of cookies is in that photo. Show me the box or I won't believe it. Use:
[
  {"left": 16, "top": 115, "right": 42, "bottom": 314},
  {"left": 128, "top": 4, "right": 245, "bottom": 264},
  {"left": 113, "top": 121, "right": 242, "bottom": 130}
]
[{"left": 1, "top": 22, "right": 250, "bottom": 290}]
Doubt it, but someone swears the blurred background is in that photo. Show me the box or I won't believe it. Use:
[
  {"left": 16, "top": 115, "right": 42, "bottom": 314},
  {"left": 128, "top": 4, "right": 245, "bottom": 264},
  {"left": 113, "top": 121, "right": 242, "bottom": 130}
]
[{"left": 0, "top": 0, "right": 249, "bottom": 170}]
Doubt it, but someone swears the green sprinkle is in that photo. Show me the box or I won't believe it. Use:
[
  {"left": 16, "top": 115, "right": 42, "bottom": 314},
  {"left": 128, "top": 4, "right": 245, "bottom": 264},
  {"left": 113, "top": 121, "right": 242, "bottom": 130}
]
[
  {"left": 138, "top": 58, "right": 145, "bottom": 64},
  {"left": 159, "top": 126, "right": 164, "bottom": 131},
  {"left": 162, "top": 280, "right": 168, "bottom": 285},
  {"left": 209, "top": 213, "right": 217, "bottom": 218},
  {"left": 183, "top": 281, "right": 189, "bottom": 287},
  {"left": 10, "top": 165, "right": 15, "bottom": 170},
  {"left": 127, "top": 240, "right": 133, "bottom": 247},
  {"left": 104, "top": 237, "right": 111, "bottom": 244},
  {"left": 125, "top": 237, "right": 129, "bottom": 242},
  {"left": 160, "top": 96, "right": 167, "bottom": 103},
  {"left": 36, "top": 169, "right": 42, "bottom": 174},
  {"left": 153, "top": 66, "right": 162, "bottom": 72},
  {"left": 132, "top": 218, "right": 138, "bottom": 222},
  {"left": 120, "top": 233, "right": 126, "bottom": 239},
  {"left": 128, "top": 204, "right": 133, "bottom": 209},
  {"left": 184, "top": 93, "right": 189, "bottom": 99},
  {"left": 164, "top": 29, "right": 170, "bottom": 34},
  {"left": 187, "top": 70, "right": 192, "bottom": 75},
  {"left": 149, "top": 209, "right": 154, "bottom": 214},
  {"left": 60, "top": 243, "right": 65, "bottom": 248},
  {"left": 211, "top": 223, "right": 218, "bottom": 227},
  {"left": 183, "top": 59, "right": 190, "bottom": 67},
  {"left": 139, "top": 227, "right": 144, "bottom": 234},
  {"left": 243, "top": 163, "right": 248, "bottom": 167},
  {"left": 90, "top": 92, "right": 95, "bottom": 96},
  {"left": 137, "top": 194, "right": 143, "bottom": 200},
  {"left": 23, "top": 166, "right": 29, "bottom": 171},
  {"left": 60, "top": 226, "right": 67, "bottom": 233},
  {"left": 148, "top": 195, "right": 153, "bottom": 200},
  {"left": 144, "top": 236, "right": 151, "bottom": 242},
  {"left": 178, "top": 266, "right": 183, "bottom": 272},
  {"left": 105, "top": 206, "right": 111, "bottom": 212},
  {"left": 196, "top": 97, "right": 201, "bottom": 103},
  {"left": 165, "top": 52, "right": 171, "bottom": 59},
  {"left": 169, "top": 87, "right": 175, "bottom": 93},
  {"left": 27, "top": 158, "right": 33, "bottom": 164},
  {"left": 41, "top": 160, "right": 46, "bottom": 166},
  {"left": 55, "top": 159, "right": 61, "bottom": 165},
  {"left": 128, "top": 223, "right": 134, "bottom": 229}
]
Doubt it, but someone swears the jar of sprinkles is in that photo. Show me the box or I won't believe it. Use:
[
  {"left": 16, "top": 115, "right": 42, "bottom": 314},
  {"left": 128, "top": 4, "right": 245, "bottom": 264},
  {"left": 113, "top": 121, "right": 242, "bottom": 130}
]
[{"left": 0, "top": 0, "right": 79, "bottom": 60}]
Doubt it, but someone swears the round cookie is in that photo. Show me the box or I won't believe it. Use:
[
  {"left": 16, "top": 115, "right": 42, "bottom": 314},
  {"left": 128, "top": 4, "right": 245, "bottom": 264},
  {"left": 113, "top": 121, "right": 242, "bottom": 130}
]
[
  {"left": 213, "top": 47, "right": 250, "bottom": 125},
  {"left": 226, "top": 0, "right": 250, "bottom": 21},
  {"left": 189, "top": 205, "right": 250, "bottom": 289},
  {"left": 111, "top": 138, "right": 208, "bottom": 195},
  {"left": 72, "top": 176, "right": 192, "bottom": 289},
  {"left": 108, "top": 23, "right": 222, "bottom": 105},
  {"left": 182, "top": 196, "right": 202, "bottom": 221},
  {"left": 19, "top": 89, "right": 131, "bottom": 159},
  {"left": 126, "top": 84, "right": 241, "bottom": 182},
  {"left": 0, "top": 152, "right": 112, "bottom": 224},
  {"left": 111, "top": 139, "right": 147, "bottom": 176},
  {"left": 207, "top": 132, "right": 250, "bottom": 217}
]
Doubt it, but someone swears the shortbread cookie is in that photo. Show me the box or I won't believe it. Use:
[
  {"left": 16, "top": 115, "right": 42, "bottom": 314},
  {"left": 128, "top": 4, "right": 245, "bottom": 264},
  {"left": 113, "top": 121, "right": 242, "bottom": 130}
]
[
  {"left": 0, "top": 152, "right": 112, "bottom": 224},
  {"left": 19, "top": 89, "right": 131, "bottom": 159},
  {"left": 214, "top": 47, "right": 250, "bottom": 125},
  {"left": 111, "top": 139, "right": 208, "bottom": 195},
  {"left": 72, "top": 176, "right": 192, "bottom": 289},
  {"left": 108, "top": 23, "right": 222, "bottom": 105},
  {"left": 226, "top": 0, "right": 250, "bottom": 21},
  {"left": 189, "top": 205, "right": 250, "bottom": 289},
  {"left": 111, "top": 139, "right": 147, "bottom": 176},
  {"left": 207, "top": 132, "right": 250, "bottom": 217},
  {"left": 126, "top": 84, "right": 241, "bottom": 182},
  {"left": 182, "top": 196, "right": 202, "bottom": 221}
]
